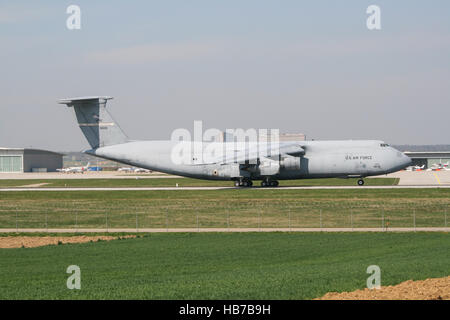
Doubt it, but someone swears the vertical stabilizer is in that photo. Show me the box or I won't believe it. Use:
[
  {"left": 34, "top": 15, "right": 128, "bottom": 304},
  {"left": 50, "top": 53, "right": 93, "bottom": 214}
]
[{"left": 59, "top": 96, "right": 128, "bottom": 149}]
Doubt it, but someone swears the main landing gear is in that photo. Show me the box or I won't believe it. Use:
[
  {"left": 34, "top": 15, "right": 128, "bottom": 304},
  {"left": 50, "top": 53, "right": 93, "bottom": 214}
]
[
  {"left": 234, "top": 178, "right": 253, "bottom": 187},
  {"left": 357, "top": 179, "right": 365, "bottom": 186},
  {"left": 233, "top": 178, "right": 280, "bottom": 188},
  {"left": 261, "top": 178, "right": 279, "bottom": 187}
]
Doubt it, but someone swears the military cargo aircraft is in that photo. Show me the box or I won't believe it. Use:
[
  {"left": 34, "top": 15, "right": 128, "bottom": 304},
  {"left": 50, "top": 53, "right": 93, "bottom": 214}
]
[{"left": 59, "top": 96, "right": 411, "bottom": 187}]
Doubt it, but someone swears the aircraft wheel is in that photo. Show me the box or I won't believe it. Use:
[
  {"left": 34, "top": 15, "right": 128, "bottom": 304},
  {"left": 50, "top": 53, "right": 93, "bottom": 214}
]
[
  {"left": 357, "top": 179, "right": 365, "bottom": 186},
  {"left": 242, "top": 180, "right": 249, "bottom": 187},
  {"left": 234, "top": 180, "right": 241, "bottom": 187},
  {"left": 261, "top": 181, "right": 267, "bottom": 187},
  {"left": 247, "top": 180, "right": 253, "bottom": 187},
  {"left": 269, "top": 180, "right": 279, "bottom": 187}
]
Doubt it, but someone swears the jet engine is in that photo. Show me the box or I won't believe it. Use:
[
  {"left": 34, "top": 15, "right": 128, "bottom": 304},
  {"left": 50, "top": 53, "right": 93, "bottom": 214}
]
[{"left": 280, "top": 155, "right": 301, "bottom": 170}]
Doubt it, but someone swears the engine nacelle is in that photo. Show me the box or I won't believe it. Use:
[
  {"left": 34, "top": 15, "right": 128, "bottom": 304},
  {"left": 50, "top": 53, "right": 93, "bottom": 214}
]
[
  {"left": 280, "top": 156, "right": 301, "bottom": 170},
  {"left": 258, "top": 159, "right": 280, "bottom": 176}
]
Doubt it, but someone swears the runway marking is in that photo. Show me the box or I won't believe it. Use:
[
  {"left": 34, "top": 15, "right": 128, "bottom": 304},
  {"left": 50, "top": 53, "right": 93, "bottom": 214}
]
[
  {"left": 433, "top": 172, "right": 441, "bottom": 185},
  {"left": 0, "top": 227, "right": 448, "bottom": 233},
  {"left": 1, "top": 185, "right": 450, "bottom": 192}
]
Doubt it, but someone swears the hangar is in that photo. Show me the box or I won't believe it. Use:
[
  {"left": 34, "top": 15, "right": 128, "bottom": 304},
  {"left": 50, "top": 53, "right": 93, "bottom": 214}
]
[
  {"left": 404, "top": 151, "right": 450, "bottom": 168},
  {"left": 0, "top": 148, "right": 63, "bottom": 173},
  {"left": 396, "top": 145, "right": 450, "bottom": 169}
]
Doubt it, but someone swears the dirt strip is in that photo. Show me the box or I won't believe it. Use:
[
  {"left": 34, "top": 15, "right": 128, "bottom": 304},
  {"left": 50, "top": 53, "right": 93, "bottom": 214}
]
[
  {"left": 0, "top": 235, "right": 135, "bottom": 248},
  {"left": 317, "top": 276, "right": 450, "bottom": 300},
  {"left": 16, "top": 183, "right": 50, "bottom": 188}
]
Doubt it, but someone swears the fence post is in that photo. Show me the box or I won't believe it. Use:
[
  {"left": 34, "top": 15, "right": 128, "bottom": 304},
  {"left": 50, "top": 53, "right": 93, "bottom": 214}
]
[
  {"left": 288, "top": 206, "right": 291, "bottom": 232},
  {"left": 259, "top": 209, "right": 262, "bottom": 232},
  {"left": 320, "top": 209, "right": 322, "bottom": 231},
  {"left": 136, "top": 210, "right": 138, "bottom": 232},
  {"left": 166, "top": 206, "right": 168, "bottom": 232},
  {"left": 148, "top": 205, "right": 151, "bottom": 230},
  {"left": 445, "top": 209, "right": 447, "bottom": 228},
  {"left": 350, "top": 210, "right": 353, "bottom": 231}
]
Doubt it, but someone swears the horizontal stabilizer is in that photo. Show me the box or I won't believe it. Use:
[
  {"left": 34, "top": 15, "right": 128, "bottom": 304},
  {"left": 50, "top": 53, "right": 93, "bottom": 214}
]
[{"left": 58, "top": 96, "right": 113, "bottom": 105}]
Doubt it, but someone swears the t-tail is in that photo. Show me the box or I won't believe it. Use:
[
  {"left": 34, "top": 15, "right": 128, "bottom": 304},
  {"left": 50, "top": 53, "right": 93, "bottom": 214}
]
[{"left": 58, "top": 96, "right": 128, "bottom": 149}]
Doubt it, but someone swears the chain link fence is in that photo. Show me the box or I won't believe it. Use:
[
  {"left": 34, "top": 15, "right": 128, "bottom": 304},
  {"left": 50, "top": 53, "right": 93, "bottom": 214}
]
[{"left": 0, "top": 199, "right": 448, "bottom": 231}]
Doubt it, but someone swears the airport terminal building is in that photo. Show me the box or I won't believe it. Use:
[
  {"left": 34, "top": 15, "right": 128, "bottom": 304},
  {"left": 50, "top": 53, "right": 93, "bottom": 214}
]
[{"left": 0, "top": 148, "right": 63, "bottom": 173}]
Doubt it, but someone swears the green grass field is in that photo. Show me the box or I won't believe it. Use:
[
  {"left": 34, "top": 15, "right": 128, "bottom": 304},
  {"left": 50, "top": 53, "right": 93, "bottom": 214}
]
[
  {"left": 0, "top": 177, "right": 399, "bottom": 188},
  {"left": 0, "top": 232, "right": 448, "bottom": 299},
  {"left": 0, "top": 188, "right": 449, "bottom": 229}
]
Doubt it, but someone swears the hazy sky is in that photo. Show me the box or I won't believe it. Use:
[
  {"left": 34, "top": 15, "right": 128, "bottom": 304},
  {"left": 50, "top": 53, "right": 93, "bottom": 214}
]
[{"left": 0, "top": 1, "right": 449, "bottom": 151}]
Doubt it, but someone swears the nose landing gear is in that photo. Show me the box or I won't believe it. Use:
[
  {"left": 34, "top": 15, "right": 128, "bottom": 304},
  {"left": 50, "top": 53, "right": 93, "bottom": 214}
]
[{"left": 357, "top": 179, "right": 365, "bottom": 186}]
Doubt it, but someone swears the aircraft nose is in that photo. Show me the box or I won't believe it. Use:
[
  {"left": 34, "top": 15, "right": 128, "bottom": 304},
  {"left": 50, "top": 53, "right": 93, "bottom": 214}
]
[
  {"left": 401, "top": 153, "right": 412, "bottom": 168},
  {"left": 391, "top": 148, "right": 411, "bottom": 171}
]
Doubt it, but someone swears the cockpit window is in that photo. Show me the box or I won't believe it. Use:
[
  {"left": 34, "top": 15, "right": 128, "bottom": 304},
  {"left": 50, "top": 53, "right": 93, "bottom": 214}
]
[{"left": 380, "top": 143, "right": 389, "bottom": 147}]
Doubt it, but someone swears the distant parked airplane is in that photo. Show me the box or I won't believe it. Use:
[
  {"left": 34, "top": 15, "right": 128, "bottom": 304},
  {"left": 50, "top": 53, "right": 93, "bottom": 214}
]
[
  {"left": 133, "top": 168, "right": 151, "bottom": 173},
  {"left": 117, "top": 167, "right": 151, "bottom": 173},
  {"left": 57, "top": 162, "right": 90, "bottom": 173},
  {"left": 405, "top": 165, "right": 425, "bottom": 171},
  {"left": 59, "top": 96, "right": 412, "bottom": 187},
  {"left": 426, "top": 163, "right": 445, "bottom": 171}
]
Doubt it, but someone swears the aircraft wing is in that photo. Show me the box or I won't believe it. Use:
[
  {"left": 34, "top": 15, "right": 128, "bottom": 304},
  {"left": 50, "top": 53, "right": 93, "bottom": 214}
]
[{"left": 199, "top": 142, "right": 304, "bottom": 165}]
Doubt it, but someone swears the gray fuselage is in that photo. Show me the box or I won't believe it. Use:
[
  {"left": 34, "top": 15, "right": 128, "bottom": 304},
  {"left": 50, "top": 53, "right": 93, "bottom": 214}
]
[{"left": 87, "top": 139, "right": 411, "bottom": 181}]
